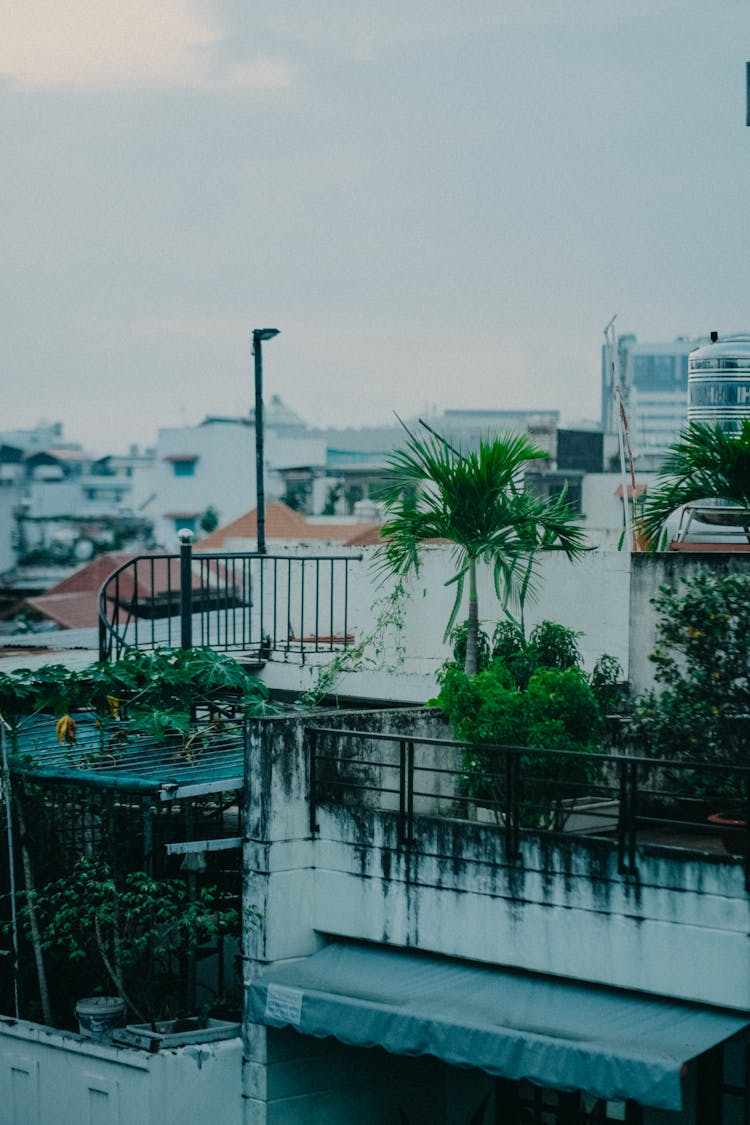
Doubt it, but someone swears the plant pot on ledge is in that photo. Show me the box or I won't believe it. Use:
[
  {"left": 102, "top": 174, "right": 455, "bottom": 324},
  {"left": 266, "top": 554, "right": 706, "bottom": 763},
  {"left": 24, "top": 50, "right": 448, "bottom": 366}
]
[
  {"left": 112, "top": 1016, "right": 240, "bottom": 1052},
  {"left": 707, "top": 811, "right": 748, "bottom": 857},
  {"left": 75, "top": 996, "right": 127, "bottom": 1041}
]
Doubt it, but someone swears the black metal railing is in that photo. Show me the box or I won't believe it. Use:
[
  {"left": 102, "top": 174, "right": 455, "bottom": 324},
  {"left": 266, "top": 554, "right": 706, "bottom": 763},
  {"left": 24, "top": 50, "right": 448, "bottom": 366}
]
[
  {"left": 99, "top": 546, "right": 362, "bottom": 662},
  {"left": 307, "top": 726, "right": 750, "bottom": 888}
]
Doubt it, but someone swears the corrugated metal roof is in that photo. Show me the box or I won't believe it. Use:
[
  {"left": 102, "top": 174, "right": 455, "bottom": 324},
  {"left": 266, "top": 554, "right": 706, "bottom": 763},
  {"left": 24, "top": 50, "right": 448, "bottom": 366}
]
[{"left": 10, "top": 715, "right": 244, "bottom": 798}]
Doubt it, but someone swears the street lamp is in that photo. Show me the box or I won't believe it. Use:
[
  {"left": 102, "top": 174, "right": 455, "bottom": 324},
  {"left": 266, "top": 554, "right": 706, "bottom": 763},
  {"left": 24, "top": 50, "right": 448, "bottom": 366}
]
[{"left": 252, "top": 328, "right": 280, "bottom": 554}]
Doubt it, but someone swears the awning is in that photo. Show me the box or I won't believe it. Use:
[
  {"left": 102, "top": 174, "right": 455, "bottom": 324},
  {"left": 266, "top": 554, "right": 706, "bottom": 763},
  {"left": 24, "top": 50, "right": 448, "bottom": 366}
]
[{"left": 249, "top": 943, "right": 749, "bottom": 1111}]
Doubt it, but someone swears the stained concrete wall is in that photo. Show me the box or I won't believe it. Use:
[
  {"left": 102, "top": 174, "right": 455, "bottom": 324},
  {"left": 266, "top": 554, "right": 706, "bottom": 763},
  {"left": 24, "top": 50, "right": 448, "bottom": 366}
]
[
  {"left": 241, "top": 710, "right": 750, "bottom": 1124},
  {"left": 0, "top": 1018, "right": 242, "bottom": 1125},
  {"left": 629, "top": 552, "right": 750, "bottom": 695}
]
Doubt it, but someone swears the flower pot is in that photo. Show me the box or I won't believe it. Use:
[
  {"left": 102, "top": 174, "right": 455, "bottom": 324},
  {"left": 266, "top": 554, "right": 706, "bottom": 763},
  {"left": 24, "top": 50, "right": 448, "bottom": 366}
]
[
  {"left": 112, "top": 1016, "right": 240, "bottom": 1051},
  {"left": 75, "top": 996, "right": 127, "bottom": 1040},
  {"left": 707, "top": 812, "right": 748, "bottom": 857}
]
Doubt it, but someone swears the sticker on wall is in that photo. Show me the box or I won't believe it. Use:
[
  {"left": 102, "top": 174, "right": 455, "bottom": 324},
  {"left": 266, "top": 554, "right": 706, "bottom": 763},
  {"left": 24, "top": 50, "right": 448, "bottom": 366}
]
[{"left": 265, "top": 985, "right": 303, "bottom": 1027}]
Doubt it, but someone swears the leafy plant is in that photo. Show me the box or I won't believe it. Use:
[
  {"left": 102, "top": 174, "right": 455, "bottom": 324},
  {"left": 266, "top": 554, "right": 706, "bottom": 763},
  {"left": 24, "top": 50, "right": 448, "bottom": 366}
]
[
  {"left": 0, "top": 648, "right": 278, "bottom": 759},
  {"left": 489, "top": 620, "right": 584, "bottom": 690},
  {"left": 448, "top": 621, "right": 492, "bottom": 674},
  {"left": 638, "top": 420, "right": 750, "bottom": 547},
  {"left": 630, "top": 570, "right": 750, "bottom": 799},
  {"left": 435, "top": 620, "right": 621, "bottom": 828},
  {"left": 377, "top": 429, "right": 587, "bottom": 675},
  {"left": 438, "top": 661, "right": 604, "bottom": 829},
  {"left": 6, "top": 857, "right": 241, "bottom": 1025}
]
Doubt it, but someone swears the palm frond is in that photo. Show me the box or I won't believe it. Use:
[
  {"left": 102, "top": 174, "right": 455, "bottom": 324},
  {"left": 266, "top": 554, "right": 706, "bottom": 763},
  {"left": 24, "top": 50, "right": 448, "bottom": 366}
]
[
  {"left": 376, "top": 430, "right": 588, "bottom": 623},
  {"left": 639, "top": 421, "right": 750, "bottom": 547}
]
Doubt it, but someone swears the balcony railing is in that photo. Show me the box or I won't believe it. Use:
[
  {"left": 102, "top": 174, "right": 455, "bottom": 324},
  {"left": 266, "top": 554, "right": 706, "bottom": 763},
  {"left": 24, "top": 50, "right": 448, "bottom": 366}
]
[
  {"left": 308, "top": 726, "right": 750, "bottom": 888},
  {"left": 98, "top": 545, "right": 362, "bottom": 662}
]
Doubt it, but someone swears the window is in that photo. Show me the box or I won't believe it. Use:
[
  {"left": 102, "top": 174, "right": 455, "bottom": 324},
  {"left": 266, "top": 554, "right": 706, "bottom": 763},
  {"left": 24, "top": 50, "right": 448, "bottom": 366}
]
[
  {"left": 494, "top": 1079, "right": 642, "bottom": 1124},
  {"left": 173, "top": 517, "right": 196, "bottom": 534},
  {"left": 173, "top": 460, "right": 196, "bottom": 477},
  {"left": 633, "top": 354, "right": 686, "bottom": 392}
]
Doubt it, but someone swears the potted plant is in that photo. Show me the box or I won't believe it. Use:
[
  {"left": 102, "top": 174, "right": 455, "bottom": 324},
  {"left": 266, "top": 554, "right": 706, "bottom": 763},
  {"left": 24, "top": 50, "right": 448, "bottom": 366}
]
[
  {"left": 435, "top": 622, "right": 619, "bottom": 831},
  {"left": 5, "top": 855, "right": 241, "bottom": 1031}
]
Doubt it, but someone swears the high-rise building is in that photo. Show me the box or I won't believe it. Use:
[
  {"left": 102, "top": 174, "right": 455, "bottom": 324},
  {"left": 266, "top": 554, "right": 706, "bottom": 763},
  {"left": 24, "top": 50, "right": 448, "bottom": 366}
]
[{"left": 601, "top": 334, "right": 706, "bottom": 468}]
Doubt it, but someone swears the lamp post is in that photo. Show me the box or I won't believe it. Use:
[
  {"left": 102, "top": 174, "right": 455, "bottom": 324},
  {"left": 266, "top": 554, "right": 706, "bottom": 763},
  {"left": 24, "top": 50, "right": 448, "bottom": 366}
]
[{"left": 252, "top": 328, "right": 280, "bottom": 554}]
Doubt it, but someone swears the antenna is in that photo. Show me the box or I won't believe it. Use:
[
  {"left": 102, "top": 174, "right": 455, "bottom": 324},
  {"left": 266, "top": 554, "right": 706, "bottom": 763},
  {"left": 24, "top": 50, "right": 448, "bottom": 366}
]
[{"left": 603, "top": 316, "right": 639, "bottom": 551}]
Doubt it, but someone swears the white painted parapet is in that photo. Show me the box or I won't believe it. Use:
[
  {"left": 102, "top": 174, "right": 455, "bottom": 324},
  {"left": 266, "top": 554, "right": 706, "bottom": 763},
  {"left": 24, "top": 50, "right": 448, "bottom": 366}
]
[{"left": 0, "top": 1017, "right": 242, "bottom": 1125}]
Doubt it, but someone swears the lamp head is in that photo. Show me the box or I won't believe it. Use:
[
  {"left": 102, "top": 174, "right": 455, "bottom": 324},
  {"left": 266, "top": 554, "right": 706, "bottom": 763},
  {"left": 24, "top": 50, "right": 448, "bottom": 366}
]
[{"left": 253, "top": 328, "right": 280, "bottom": 342}]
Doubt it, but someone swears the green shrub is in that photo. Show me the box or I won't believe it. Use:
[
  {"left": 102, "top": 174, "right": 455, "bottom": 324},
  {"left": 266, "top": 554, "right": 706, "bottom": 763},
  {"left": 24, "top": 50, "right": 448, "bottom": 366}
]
[
  {"left": 631, "top": 570, "right": 750, "bottom": 798},
  {"left": 437, "top": 659, "right": 604, "bottom": 827}
]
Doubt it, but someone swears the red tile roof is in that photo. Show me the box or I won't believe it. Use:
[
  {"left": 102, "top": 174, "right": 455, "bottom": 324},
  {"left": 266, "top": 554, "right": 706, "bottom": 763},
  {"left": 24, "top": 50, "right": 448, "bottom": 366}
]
[
  {"left": 22, "top": 551, "right": 198, "bottom": 630},
  {"left": 199, "top": 502, "right": 378, "bottom": 548},
  {"left": 24, "top": 592, "right": 102, "bottom": 630}
]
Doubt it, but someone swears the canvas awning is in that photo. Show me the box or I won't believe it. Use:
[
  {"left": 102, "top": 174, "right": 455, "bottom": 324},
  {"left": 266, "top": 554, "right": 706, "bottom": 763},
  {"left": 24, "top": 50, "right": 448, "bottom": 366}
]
[{"left": 249, "top": 943, "right": 749, "bottom": 1111}]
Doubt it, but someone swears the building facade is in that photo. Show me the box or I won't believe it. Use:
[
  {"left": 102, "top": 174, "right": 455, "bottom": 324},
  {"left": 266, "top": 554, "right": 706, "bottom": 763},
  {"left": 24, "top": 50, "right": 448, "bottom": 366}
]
[{"left": 601, "top": 334, "right": 707, "bottom": 468}]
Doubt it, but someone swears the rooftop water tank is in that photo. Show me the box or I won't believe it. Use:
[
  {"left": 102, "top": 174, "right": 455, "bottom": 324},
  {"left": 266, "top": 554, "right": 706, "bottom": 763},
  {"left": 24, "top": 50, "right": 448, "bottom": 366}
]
[{"left": 688, "top": 333, "right": 750, "bottom": 432}]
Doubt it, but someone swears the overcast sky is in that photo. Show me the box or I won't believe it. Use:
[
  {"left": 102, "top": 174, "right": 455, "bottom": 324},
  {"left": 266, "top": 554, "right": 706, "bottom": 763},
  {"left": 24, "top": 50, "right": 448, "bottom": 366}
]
[{"left": 1, "top": 1, "right": 748, "bottom": 454}]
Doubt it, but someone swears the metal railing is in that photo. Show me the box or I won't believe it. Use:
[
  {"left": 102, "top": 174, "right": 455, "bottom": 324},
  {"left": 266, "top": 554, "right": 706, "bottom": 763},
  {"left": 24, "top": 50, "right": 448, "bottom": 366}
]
[
  {"left": 307, "top": 726, "right": 750, "bottom": 888},
  {"left": 99, "top": 545, "right": 362, "bottom": 662}
]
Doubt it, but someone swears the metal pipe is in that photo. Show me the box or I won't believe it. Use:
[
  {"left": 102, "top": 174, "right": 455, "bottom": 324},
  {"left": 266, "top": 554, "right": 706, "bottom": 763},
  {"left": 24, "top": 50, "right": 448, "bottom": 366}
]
[
  {"left": 252, "top": 328, "right": 280, "bottom": 555},
  {"left": 179, "top": 530, "right": 194, "bottom": 649},
  {"left": 1, "top": 719, "right": 20, "bottom": 1018}
]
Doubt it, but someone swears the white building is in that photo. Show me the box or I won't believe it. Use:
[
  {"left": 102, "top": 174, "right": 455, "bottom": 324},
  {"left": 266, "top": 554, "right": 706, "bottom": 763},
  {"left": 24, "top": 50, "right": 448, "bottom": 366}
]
[
  {"left": 602, "top": 334, "right": 707, "bottom": 469},
  {"left": 153, "top": 416, "right": 326, "bottom": 547}
]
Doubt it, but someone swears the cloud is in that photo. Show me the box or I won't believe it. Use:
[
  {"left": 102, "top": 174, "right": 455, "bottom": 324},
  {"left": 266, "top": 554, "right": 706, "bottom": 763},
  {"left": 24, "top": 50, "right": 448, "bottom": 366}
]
[
  {"left": 0, "top": 0, "right": 293, "bottom": 90},
  {"left": 248, "top": 0, "right": 695, "bottom": 59}
]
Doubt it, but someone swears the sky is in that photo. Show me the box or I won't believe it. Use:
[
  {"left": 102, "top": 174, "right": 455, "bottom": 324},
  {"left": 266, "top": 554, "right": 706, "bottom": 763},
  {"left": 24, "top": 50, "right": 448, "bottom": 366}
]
[{"left": 1, "top": 1, "right": 748, "bottom": 455}]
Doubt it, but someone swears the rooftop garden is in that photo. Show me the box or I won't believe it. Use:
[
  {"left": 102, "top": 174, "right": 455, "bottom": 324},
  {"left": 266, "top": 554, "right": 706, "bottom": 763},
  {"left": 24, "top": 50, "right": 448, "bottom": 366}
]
[{"left": 0, "top": 648, "right": 277, "bottom": 1031}]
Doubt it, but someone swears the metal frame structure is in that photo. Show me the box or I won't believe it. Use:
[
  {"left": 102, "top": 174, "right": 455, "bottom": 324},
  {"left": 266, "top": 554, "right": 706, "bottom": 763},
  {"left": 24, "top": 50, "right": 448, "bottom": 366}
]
[{"left": 98, "top": 548, "right": 362, "bottom": 662}]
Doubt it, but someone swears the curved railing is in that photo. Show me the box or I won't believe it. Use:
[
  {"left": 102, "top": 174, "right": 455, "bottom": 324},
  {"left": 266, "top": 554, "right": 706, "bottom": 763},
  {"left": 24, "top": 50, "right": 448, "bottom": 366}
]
[{"left": 98, "top": 546, "right": 362, "bottom": 662}]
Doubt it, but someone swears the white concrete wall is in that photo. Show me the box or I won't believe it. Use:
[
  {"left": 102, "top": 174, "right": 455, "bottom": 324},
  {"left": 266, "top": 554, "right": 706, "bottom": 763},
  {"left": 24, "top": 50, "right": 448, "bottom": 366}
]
[
  {"left": 0, "top": 1018, "right": 241, "bottom": 1125},
  {"left": 336, "top": 544, "right": 630, "bottom": 677},
  {"left": 241, "top": 711, "right": 749, "bottom": 1124},
  {"left": 155, "top": 422, "right": 256, "bottom": 546},
  {"left": 154, "top": 424, "right": 327, "bottom": 548},
  {"left": 244, "top": 712, "right": 750, "bottom": 1014},
  {"left": 629, "top": 552, "right": 750, "bottom": 695}
]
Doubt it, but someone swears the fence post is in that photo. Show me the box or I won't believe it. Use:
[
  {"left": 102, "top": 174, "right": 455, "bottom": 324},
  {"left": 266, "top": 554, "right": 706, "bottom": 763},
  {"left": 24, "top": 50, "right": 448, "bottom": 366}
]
[
  {"left": 406, "top": 739, "right": 415, "bottom": 843},
  {"left": 178, "top": 529, "right": 194, "bottom": 650},
  {"left": 309, "top": 728, "right": 319, "bottom": 836},
  {"left": 398, "top": 740, "right": 407, "bottom": 844}
]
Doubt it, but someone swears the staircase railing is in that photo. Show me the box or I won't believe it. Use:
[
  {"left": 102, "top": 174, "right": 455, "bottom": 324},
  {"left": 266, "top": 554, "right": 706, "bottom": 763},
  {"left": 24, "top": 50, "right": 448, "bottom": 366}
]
[{"left": 98, "top": 545, "right": 362, "bottom": 663}]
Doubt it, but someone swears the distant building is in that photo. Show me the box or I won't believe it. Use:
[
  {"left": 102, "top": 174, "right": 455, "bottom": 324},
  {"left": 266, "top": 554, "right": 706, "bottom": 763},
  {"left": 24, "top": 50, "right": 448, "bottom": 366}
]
[
  {"left": 153, "top": 413, "right": 327, "bottom": 546},
  {"left": 0, "top": 426, "right": 155, "bottom": 587},
  {"left": 601, "top": 334, "right": 707, "bottom": 468}
]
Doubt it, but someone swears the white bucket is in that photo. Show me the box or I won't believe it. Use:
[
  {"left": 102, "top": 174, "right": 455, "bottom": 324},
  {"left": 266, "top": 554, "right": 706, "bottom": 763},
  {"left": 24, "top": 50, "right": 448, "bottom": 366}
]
[{"left": 75, "top": 996, "right": 127, "bottom": 1040}]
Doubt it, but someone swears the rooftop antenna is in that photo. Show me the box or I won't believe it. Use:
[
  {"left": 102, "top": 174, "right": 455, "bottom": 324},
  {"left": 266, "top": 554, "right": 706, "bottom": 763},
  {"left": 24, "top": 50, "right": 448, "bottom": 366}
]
[
  {"left": 603, "top": 315, "right": 639, "bottom": 551},
  {"left": 418, "top": 417, "right": 462, "bottom": 459}
]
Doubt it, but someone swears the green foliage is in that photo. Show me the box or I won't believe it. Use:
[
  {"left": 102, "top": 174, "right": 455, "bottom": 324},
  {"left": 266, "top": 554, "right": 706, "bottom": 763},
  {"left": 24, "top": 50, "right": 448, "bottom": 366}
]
[
  {"left": 448, "top": 621, "right": 492, "bottom": 674},
  {"left": 198, "top": 505, "right": 220, "bottom": 535},
  {"left": 437, "top": 660, "right": 604, "bottom": 827},
  {"left": 436, "top": 620, "right": 621, "bottom": 828},
  {"left": 321, "top": 481, "right": 343, "bottom": 516},
  {"left": 489, "top": 620, "right": 583, "bottom": 690},
  {"left": 490, "top": 620, "right": 526, "bottom": 665},
  {"left": 631, "top": 571, "right": 750, "bottom": 795},
  {"left": 0, "top": 648, "right": 278, "bottom": 751},
  {"left": 638, "top": 420, "right": 750, "bottom": 547},
  {"left": 376, "top": 429, "right": 587, "bottom": 674},
  {"left": 7, "top": 857, "right": 241, "bottom": 1022},
  {"left": 589, "top": 653, "right": 627, "bottom": 716},
  {"left": 282, "top": 481, "right": 312, "bottom": 513},
  {"left": 524, "top": 620, "right": 581, "bottom": 671}
]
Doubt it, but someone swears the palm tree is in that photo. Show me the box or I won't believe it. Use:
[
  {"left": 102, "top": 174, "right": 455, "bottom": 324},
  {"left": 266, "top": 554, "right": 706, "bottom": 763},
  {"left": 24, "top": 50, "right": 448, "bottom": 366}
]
[
  {"left": 638, "top": 420, "right": 750, "bottom": 548},
  {"left": 377, "top": 430, "right": 588, "bottom": 676}
]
